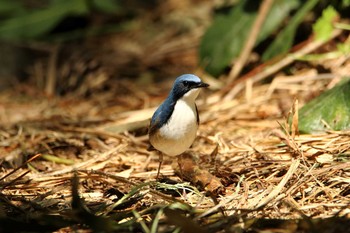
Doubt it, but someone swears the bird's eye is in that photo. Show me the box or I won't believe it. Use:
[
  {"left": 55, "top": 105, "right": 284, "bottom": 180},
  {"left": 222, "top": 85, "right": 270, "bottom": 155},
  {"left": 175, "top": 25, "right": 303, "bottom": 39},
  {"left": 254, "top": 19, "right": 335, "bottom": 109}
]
[{"left": 183, "top": 81, "right": 189, "bottom": 86}]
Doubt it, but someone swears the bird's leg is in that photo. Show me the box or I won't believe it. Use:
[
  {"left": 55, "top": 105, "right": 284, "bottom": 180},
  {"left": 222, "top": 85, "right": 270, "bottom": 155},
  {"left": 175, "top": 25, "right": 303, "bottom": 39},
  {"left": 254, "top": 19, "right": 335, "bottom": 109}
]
[
  {"left": 177, "top": 154, "right": 184, "bottom": 180},
  {"left": 156, "top": 152, "right": 163, "bottom": 180}
]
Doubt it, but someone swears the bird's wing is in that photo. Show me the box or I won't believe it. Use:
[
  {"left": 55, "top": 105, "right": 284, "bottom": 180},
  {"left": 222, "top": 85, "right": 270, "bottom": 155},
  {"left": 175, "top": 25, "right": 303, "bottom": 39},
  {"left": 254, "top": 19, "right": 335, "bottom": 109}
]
[
  {"left": 149, "top": 99, "right": 176, "bottom": 135},
  {"left": 148, "top": 113, "right": 161, "bottom": 135},
  {"left": 195, "top": 104, "right": 200, "bottom": 124}
]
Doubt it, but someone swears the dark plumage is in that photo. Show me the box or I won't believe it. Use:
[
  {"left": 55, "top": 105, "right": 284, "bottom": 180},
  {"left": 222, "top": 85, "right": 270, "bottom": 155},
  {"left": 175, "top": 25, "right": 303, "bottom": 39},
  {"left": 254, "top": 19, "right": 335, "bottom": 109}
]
[
  {"left": 149, "top": 74, "right": 208, "bottom": 136},
  {"left": 148, "top": 74, "right": 209, "bottom": 178}
]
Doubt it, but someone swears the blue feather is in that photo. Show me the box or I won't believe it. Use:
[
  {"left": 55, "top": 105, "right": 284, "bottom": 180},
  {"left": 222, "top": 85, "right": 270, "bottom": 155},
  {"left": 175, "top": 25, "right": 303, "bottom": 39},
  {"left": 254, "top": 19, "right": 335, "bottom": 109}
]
[{"left": 149, "top": 74, "right": 207, "bottom": 135}]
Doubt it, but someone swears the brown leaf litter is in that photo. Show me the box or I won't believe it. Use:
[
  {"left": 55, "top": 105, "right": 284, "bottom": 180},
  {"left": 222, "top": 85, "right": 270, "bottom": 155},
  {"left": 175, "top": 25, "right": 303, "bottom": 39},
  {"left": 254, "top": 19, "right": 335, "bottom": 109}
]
[{"left": 0, "top": 72, "right": 350, "bottom": 231}]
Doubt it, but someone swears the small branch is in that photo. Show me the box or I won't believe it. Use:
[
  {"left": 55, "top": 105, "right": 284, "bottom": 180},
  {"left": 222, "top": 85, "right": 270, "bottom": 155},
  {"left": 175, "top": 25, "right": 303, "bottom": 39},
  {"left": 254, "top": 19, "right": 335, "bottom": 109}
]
[
  {"left": 223, "top": 28, "right": 343, "bottom": 100},
  {"left": 227, "top": 0, "right": 275, "bottom": 84},
  {"left": 0, "top": 153, "right": 41, "bottom": 190},
  {"left": 45, "top": 44, "right": 59, "bottom": 96},
  {"left": 254, "top": 159, "right": 300, "bottom": 209}
]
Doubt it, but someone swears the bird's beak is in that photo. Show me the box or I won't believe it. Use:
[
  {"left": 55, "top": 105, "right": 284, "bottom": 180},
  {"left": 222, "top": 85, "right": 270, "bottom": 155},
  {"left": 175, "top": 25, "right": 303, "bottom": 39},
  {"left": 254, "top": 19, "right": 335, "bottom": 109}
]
[{"left": 196, "top": 82, "right": 209, "bottom": 88}]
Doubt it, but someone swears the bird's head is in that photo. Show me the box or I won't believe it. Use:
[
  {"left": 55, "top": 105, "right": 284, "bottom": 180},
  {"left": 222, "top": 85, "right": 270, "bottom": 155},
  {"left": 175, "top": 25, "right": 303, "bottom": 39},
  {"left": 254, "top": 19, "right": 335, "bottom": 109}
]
[{"left": 171, "top": 74, "right": 209, "bottom": 101}]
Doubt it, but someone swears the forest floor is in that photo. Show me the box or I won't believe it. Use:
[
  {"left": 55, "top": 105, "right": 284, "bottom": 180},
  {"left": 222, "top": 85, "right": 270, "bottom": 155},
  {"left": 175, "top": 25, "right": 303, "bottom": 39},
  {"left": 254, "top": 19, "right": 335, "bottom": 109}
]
[
  {"left": 1, "top": 1, "right": 350, "bottom": 232},
  {"left": 1, "top": 66, "right": 350, "bottom": 232}
]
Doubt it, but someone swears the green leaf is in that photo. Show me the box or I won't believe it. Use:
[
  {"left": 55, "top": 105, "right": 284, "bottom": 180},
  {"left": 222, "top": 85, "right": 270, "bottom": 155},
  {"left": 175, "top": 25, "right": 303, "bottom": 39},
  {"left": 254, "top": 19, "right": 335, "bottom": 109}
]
[
  {"left": 0, "top": 1, "right": 25, "bottom": 15},
  {"left": 337, "top": 42, "right": 350, "bottom": 54},
  {"left": 91, "top": 0, "right": 121, "bottom": 14},
  {"left": 298, "top": 78, "right": 350, "bottom": 133},
  {"left": 342, "top": 0, "right": 350, "bottom": 7},
  {"left": 313, "top": 6, "right": 338, "bottom": 41},
  {"left": 199, "top": 0, "right": 300, "bottom": 77},
  {"left": 0, "top": 0, "right": 89, "bottom": 40},
  {"left": 262, "top": 0, "right": 318, "bottom": 61}
]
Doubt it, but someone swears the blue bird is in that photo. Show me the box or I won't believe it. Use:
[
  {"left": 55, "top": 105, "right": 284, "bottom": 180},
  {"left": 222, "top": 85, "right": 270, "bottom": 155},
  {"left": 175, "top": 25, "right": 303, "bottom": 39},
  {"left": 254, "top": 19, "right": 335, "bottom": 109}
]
[{"left": 148, "top": 74, "right": 209, "bottom": 178}]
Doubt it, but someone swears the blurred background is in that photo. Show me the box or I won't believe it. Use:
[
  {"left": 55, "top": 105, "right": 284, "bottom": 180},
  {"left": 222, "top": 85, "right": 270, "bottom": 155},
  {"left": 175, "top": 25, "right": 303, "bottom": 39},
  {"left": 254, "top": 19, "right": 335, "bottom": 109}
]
[
  {"left": 0, "top": 0, "right": 349, "bottom": 96},
  {"left": 0, "top": 0, "right": 213, "bottom": 95}
]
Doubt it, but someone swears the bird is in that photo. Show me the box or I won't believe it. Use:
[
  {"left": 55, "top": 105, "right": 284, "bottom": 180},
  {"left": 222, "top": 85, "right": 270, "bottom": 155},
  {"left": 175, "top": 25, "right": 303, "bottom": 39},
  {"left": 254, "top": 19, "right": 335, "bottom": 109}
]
[{"left": 148, "top": 74, "right": 209, "bottom": 179}]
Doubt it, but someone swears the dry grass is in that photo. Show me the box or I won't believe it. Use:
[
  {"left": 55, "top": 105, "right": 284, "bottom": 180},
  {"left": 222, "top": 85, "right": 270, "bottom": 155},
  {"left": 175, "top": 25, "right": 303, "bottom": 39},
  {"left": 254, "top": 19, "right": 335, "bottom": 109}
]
[
  {"left": 1, "top": 69, "right": 349, "bottom": 232},
  {"left": 1, "top": 1, "right": 350, "bottom": 231}
]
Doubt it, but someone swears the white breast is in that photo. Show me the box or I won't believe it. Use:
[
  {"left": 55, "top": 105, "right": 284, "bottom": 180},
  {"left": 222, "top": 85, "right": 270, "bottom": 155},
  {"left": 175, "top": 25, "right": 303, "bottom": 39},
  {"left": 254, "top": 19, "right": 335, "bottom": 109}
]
[{"left": 151, "top": 89, "right": 200, "bottom": 156}]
